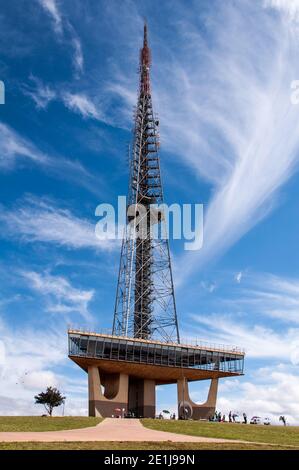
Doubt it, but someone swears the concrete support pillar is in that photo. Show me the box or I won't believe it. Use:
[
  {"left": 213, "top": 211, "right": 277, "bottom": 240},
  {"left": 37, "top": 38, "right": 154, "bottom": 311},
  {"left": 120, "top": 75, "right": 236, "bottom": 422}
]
[
  {"left": 177, "top": 377, "right": 218, "bottom": 420},
  {"left": 88, "top": 365, "right": 102, "bottom": 417},
  {"left": 88, "top": 367, "right": 156, "bottom": 418},
  {"left": 128, "top": 377, "right": 156, "bottom": 418},
  {"left": 143, "top": 379, "right": 156, "bottom": 418},
  {"left": 88, "top": 366, "right": 129, "bottom": 418}
]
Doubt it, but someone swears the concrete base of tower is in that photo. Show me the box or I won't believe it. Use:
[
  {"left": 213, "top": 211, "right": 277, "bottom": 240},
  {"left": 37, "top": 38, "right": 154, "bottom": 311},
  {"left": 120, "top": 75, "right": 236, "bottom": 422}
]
[
  {"left": 88, "top": 366, "right": 129, "bottom": 417},
  {"left": 177, "top": 377, "right": 219, "bottom": 420},
  {"left": 128, "top": 377, "right": 156, "bottom": 418},
  {"left": 88, "top": 366, "right": 156, "bottom": 418}
]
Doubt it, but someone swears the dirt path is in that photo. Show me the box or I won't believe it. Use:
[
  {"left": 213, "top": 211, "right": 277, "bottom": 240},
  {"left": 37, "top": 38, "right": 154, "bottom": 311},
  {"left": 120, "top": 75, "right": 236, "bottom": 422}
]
[{"left": 0, "top": 418, "right": 244, "bottom": 443}]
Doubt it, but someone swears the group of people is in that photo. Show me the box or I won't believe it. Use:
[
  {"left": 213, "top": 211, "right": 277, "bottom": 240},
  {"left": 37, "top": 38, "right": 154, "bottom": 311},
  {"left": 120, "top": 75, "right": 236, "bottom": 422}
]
[
  {"left": 209, "top": 411, "right": 248, "bottom": 423},
  {"left": 158, "top": 412, "right": 176, "bottom": 419}
]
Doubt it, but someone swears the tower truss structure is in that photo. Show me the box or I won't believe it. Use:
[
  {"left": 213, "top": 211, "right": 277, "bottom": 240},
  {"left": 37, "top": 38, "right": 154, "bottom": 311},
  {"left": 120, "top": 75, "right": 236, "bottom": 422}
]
[{"left": 113, "top": 24, "right": 180, "bottom": 343}]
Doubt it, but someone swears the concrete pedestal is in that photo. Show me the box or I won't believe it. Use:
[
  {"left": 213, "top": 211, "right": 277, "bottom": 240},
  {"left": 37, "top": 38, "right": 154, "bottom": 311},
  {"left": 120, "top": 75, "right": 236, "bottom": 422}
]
[
  {"left": 88, "top": 366, "right": 156, "bottom": 418},
  {"left": 177, "top": 377, "right": 218, "bottom": 420}
]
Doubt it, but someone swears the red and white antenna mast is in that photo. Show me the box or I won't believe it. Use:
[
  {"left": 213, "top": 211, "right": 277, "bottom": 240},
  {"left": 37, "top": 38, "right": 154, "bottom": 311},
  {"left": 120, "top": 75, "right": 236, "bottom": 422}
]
[{"left": 140, "top": 23, "right": 151, "bottom": 95}]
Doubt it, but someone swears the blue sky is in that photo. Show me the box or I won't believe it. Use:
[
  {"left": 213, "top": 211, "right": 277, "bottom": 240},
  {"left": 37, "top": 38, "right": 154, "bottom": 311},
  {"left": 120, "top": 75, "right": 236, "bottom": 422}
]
[{"left": 1, "top": 0, "right": 299, "bottom": 422}]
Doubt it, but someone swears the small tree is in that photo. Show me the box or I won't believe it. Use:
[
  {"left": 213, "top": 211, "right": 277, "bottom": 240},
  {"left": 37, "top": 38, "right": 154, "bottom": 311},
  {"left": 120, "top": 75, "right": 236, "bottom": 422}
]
[{"left": 34, "top": 387, "right": 66, "bottom": 416}]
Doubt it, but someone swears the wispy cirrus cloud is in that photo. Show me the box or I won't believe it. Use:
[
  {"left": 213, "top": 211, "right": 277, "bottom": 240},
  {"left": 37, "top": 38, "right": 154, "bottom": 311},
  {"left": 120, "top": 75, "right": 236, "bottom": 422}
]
[
  {"left": 71, "top": 36, "right": 84, "bottom": 75},
  {"left": 184, "top": 270, "right": 299, "bottom": 357},
  {"left": 21, "top": 77, "right": 105, "bottom": 123},
  {"left": 105, "top": 1, "right": 299, "bottom": 277},
  {"left": 0, "top": 122, "right": 48, "bottom": 170},
  {"left": 233, "top": 272, "right": 299, "bottom": 325},
  {"left": 37, "top": 0, "right": 84, "bottom": 75},
  {"left": 163, "top": 0, "right": 299, "bottom": 275},
  {"left": 22, "top": 75, "right": 56, "bottom": 109},
  {"left": 0, "top": 121, "right": 103, "bottom": 195},
  {"left": 0, "top": 195, "right": 118, "bottom": 251},
  {"left": 189, "top": 311, "right": 299, "bottom": 361},
  {"left": 61, "top": 92, "right": 103, "bottom": 120},
  {"left": 21, "top": 270, "right": 94, "bottom": 321},
  {"left": 37, "top": 0, "right": 63, "bottom": 34}
]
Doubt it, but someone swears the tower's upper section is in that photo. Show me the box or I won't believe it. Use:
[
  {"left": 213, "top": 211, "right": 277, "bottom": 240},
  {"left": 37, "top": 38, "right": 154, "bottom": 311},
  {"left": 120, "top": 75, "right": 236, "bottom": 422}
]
[
  {"left": 113, "top": 23, "right": 180, "bottom": 343},
  {"left": 140, "top": 23, "right": 151, "bottom": 96}
]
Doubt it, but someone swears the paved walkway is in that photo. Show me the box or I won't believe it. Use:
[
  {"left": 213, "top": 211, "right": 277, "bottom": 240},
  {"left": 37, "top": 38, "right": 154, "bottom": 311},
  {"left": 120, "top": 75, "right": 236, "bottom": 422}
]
[{"left": 0, "top": 418, "right": 242, "bottom": 443}]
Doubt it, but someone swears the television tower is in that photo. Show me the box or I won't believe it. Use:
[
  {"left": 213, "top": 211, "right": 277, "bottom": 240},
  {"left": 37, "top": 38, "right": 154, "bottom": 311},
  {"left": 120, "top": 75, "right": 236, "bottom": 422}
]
[
  {"left": 113, "top": 24, "right": 180, "bottom": 343},
  {"left": 68, "top": 24, "right": 245, "bottom": 420}
]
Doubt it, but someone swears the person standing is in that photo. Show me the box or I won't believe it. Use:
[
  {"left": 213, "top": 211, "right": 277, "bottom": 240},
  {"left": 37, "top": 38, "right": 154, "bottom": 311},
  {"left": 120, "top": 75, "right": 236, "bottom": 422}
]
[{"left": 279, "top": 415, "right": 286, "bottom": 426}]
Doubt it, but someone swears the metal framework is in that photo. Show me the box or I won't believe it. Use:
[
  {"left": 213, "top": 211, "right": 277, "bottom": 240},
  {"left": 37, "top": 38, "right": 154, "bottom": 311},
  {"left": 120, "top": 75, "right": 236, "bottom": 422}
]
[{"left": 113, "top": 24, "right": 180, "bottom": 343}]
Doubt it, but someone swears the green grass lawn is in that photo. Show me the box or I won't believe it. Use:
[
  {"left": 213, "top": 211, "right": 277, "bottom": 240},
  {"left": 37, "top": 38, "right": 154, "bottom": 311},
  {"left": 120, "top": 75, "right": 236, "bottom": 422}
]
[
  {"left": 141, "top": 419, "right": 299, "bottom": 447},
  {"left": 0, "top": 417, "right": 298, "bottom": 450},
  {"left": 0, "top": 441, "right": 291, "bottom": 450},
  {"left": 0, "top": 416, "right": 102, "bottom": 432}
]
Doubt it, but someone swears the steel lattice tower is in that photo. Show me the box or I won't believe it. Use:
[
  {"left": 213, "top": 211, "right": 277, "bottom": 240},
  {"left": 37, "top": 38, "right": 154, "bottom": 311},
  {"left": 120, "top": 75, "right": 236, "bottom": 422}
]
[{"left": 113, "top": 24, "right": 180, "bottom": 343}]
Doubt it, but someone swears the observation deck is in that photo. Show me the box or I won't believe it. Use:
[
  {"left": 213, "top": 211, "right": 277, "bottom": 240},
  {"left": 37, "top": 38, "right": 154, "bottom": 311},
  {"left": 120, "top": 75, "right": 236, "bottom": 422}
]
[{"left": 68, "top": 329, "right": 245, "bottom": 384}]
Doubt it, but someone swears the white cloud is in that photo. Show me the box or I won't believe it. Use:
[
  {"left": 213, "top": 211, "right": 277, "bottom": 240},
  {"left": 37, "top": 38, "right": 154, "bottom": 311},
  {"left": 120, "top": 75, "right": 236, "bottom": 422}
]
[
  {"left": 0, "top": 394, "right": 87, "bottom": 417},
  {"left": 0, "top": 122, "right": 48, "bottom": 170},
  {"left": 0, "top": 318, "right": 88, "bottom": 415},
  {"left": 0, "top": 319, "right": 65, "bottom": 373},
  {"left": 234, "top": 272, "right": 243, "bottom": 284},
  {"left": 0, "top": 195, "right": 118, "bottom": 251},
  {"left": 217, "top": 364, "right": 299, "bottom": 424},
  {"left": 190, "top": 312, "right": 299, "bottom": 360},
  {"left": 0, "top": 340, "right": 5, "bottom": 378},
  {"left": 22, "top": 75, "right": 107, "bottom": 125},
  {"left": 107, "top": 2, "right": 299, "bottom": 278},
  {"left": 0, "top": 319, "right": 65, "bottom": 411},
  {"left": 200, "top": 271, "right": 299, "bottom": 327},
  {"left": 0, "top": 122, "right": 102, "bottom": 194},
  {"left": 158, "top": 365, "right": 299, "bottom": 425},
  {"left": 38, "top": 0, "right": 63, "bottom": 35},
  {"left": 23, "top": 75, "right": 56, "bottom": 109},
  {"left": 22, "top": 77, "right": 107, "bottom": 124},
  {"left": 62, "top": 92, "right": 102, "bottom": 120},
  {"left": 236, "top": 273, "right": 299, "bottom": 325},
  {"left": 22, "top": 370, "right": 59, "bottom": 390},
  {"left": 185, "top": 298, "right": 299, "bottom": 423},
  {"left": 37, "top": 0, "right": 84, "bottom": 76},
  {"left": 21, "top": 270, "right": 94, "bottom": 321},
  {"left": 71, "top": 36, "right": 84, "bottom": 75},
  {"left": 265, "top": 0, "right": 299, "bottom": 21},
  {"left": 200, "top": 281, "right": 216, "bottom": 293},
  {"left": 174, "top": 1, "right": 299, "bottom": 276}
]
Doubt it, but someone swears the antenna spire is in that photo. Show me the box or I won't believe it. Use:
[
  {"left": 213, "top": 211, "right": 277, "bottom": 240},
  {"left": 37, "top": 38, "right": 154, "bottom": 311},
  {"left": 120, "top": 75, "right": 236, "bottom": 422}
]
[
  {"left": 140, "top": 21, "right": 151, "bottom": 94},
  {"left": 143, "top": 22, "right": 148, "bottom": 47}
]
